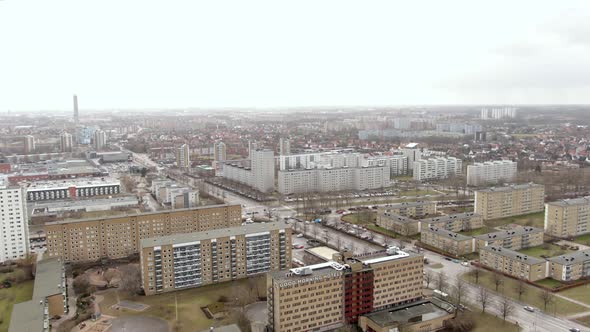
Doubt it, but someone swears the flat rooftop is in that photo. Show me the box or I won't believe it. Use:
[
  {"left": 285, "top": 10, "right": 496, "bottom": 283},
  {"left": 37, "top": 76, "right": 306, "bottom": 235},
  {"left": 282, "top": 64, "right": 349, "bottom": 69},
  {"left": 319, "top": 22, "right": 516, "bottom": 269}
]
[
  {"left": 547, "top": 196, "right": 590, "bottom": 207},
  {"left": 475, "top": 183, "right": 544, "bottom": 193},
  {"left": 547, "top": 249, "right": 590, "bottom": 265},
  {"left": 379, "top": 213, "right": 416, "bottom": 224},
  {"left": 475, "top": 226, "right": 543, "bottom": 241},
  {"left": 382, "top": 201, "right": 436, "bottom": 209},
  {"left": 27, "top": 177, "right": 119, "bottom": 191},
  {"left": 482, "top": 246, "right": 546, "bottom": 265},
  {"left": 140, "top": 221, "right": 289, "bottom": 248},
  {"left": 364, "top": 299, "right": 453, "bottom": 327},
  {"left": 45, "top": 203, "right": 238, "bottom": 226},
  {"left": 33, "top": 258, "right": 65, "bottom": 299},
  {"left": 421, "top": 212, "right": 480, "bottom": 224},
  {"left": 423, "top": 226, "right": 472, "bottom": 241},
  {"left": 30, "top": 195, "right": 138, "bottom": 209},
  {"left": 470, "top": 160, "right": 515, "bottom": 166},
  {"left": 8, "top": 301, "right": 45, "bottom": 332}
]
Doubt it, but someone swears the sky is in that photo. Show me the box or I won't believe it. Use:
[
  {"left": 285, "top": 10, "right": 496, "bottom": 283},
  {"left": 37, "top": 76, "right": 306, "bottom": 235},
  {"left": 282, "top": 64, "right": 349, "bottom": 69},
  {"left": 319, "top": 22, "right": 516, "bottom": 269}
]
[{"left": 1, "top": 0, "right": 590, "bottom": 110}]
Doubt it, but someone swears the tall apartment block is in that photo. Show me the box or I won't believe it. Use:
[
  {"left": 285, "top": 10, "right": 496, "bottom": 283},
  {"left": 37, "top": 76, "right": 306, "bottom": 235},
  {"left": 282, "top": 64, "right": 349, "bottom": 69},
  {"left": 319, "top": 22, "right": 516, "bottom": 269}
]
[
  {"left": 480, "top": 107, "right": 517, "bottom": 120},
  {"left": 140, "top": 222, "right": 291, "bottom": 295},
  {"left": 466, "top": 160, "right": 517, "bottom": 186},
  {"left": 413, "top": 157, "right": 462, "bottom": 182},
  {"left": 45, "top": 204, "right": 242, "bottom": 262},
  {"left": 0, "top": 182, "right": 29, "bottom": 263},
  {"left": 176, "top": 144, "right": 191, "bottom": 168},
  {"left": 401, "top": 143, "right": 421, "bottom": 170},
  {"left": 479, "top": 246, "right": 546, "bottom": 281},
  {"left": 279, "top": 137, "right": 291, "bottom": 155},
  {"left": 59, "top": 132, "right": 73, "bottom": 152},
  {"left": 93, "top": 129, "right": 106, "bottom": 151},
  {"left": 23, "top": 135, "right": 36, "bottom": 154},
  {"left": 544, "top": 196, "right": 590, "bottom": 238},
  {"left": 474, "top": 183, "right": 545, "bottom": 220},
  {"left": 222, "top": 149, "right": 275, "bottom": 193},
  {"left": 213, "top": 141, "right": 227, "bottom": 162},
  {"left": 267, "top": 249, "right": 423, "bottom": 332}
]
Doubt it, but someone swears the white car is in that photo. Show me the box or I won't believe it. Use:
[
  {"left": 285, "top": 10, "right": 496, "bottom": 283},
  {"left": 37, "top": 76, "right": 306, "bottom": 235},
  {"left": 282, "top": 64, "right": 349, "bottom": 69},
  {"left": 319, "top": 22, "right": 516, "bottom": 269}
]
[{"left": 296, "top": 234, "right": 304, "bottom": 238}]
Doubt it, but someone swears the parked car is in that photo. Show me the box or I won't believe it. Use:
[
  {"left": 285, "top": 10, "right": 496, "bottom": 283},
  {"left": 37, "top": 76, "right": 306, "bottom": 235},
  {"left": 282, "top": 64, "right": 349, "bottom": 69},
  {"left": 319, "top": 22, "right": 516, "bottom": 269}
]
[
  {"left": 293, "top": 245, "right": 304, "bottom": 249},
  {"left": 461, "top": 262, "right": 470, "bottom": 267},
  {"left": 296, "top": 234, "right": 304, "bottom": 238},
  {"left": 524, "top": 306, "right": 535, "bottom": 312},
  {"left": 569, "top": 328, "right": 580, "bottom": 332},
  {"left": 444, "top": 257, "right": 452, "bottom": 261}
]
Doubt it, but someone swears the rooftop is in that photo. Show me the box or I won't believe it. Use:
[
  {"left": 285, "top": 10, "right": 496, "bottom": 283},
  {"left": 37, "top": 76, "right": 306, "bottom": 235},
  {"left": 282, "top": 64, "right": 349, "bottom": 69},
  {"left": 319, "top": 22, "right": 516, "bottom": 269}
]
[
  {"left": 140, "top": 221, "right": 289, "bottom": 248},
  {"left": 421, "top": 212, "right": 481, "bottom": 224},
  {"left": 33, "top": 258, "right": 66, "bottom": 299},
  {"left": 26, "top": 177, "right": 119, "bottom": 191},
  {"left": 379, "top": 212, "right": 416, "bottom": 224},
  {"left": 30, "top": 195, "right": 138, "bottom": 209},
  {"left": 8, "top": 301, "right": 46, "bottom": 332},
  {"left": 481, "top": 246, "right": 546, "bottom": 265},
  {"left": 547, "top": 249, "right": 590, "bottom": 265},
  {"left": 475, "top": 226, "right": 543, "bottom": 241},
  {"left": 423, "top": 226, "right": 472, "bottom": 241},
  {"left": 382, "top": 201, "right": 436, "bottom": 209},
  {"left": 547, "top": 196, "right": 590, "bottom": 207},
  {"left": 475, "top": 183, "right": 544, "bottom": 193},
  {"left": 363, "top": 299, "right": 454, "bottom": 327}
]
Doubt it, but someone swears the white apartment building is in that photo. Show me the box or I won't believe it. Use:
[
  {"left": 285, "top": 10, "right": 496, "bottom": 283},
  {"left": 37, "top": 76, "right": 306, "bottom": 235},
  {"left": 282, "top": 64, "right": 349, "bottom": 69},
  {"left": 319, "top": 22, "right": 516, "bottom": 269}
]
[
  {"left": 361, "top": 155, "right": 408, "bottom": 176},
  {"left": 279, "top": 138, "right": 291, "bottom": 155},
  {"left": 480, "top": 107, "right": 517, "bottom": 120},
  {"left": 176, "top": 144, "right": 190, "bottom": 168},
  {"left": 93, "top": 129, "right": 106, "bottom": 151},
  {"left": 413, "top": 157, "right": 462, "bottom": 182},
  {"left": 467, "top": 160, "right": 517, "bottom": 186},
  {"left": 401, "top": 143, "right": 421, "bottom": 170},
  {"left": 0, "top": 181, "right": 29, "bottom": 263},
  {"left": 278, "top": 166, "right": 389, "bottom": 194},
  {"left": 213, "top": 141, "right": 226, "bottom": 162},
  {"left": 222, "top": 149, "right": 276, "bottom": 193},
  {"left": 59, "top": 132, "right": 73, "bottom": 152}
]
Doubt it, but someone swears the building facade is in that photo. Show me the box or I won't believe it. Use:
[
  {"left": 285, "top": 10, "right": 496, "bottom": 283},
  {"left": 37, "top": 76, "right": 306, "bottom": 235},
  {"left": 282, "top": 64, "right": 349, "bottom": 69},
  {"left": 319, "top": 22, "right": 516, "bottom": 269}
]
[
  {"left": 93, "top": 129, "right": 106, "bottom": 151},
  {"left": 378, "top": 201, "right": 437, "bottom": 218},
  {"left": 279, "top": 137, "right": 291, "bottom": 155},
  {"left": 421, "top": 212, "right": 483, "bottom": 233},
  {"left": 44, "top": 204, "right": 242, "bottom": 262},
  {"left": 176, "top": 144, "right": 190, "bottom": 168},
  {"left": 222, "top": 149, "right": 275, "bottom": 193},
  {"left": 474, "top": 183, "right": 545, "bottom": 220},
  {"left": 544, "top": 196, "right": 590, "bottom": 238},
  {"left": 466, "top": 160, "right": 517, "bottom": 186},
  {"left": 376, "top": 213, "right": 419, "bottom": 236},
  {"left": 474, "top": 226, "right": 544, "bottom": 251},
  {"left": 140, "top": 222, "right": 291, "bottom": 295},
  {"left": 479, "top": 246, "right": 546, "bottom": 282},
  {"left": 547, "top": 249, "right": 590, "bottom": 282},
  {"left": 59, "top": 132, "right": 73, "bottom": 152},
  {"left": 24, "top": 135, "right": 36, "bottom": 154},
  {"left": 413, "top": 157, "right": 462, "bottom": 182},
  {"left": 420, "top": 226, "right": 474, "bottom": 256},
  {"left": 26, "top": 178, "right": 121, "bottom": 201},
  {"left": 0, "top": 183, "right": 29, "bottom": 263},
  {"left": 213, "top": 141, "right": 227, "bottom": 162}
]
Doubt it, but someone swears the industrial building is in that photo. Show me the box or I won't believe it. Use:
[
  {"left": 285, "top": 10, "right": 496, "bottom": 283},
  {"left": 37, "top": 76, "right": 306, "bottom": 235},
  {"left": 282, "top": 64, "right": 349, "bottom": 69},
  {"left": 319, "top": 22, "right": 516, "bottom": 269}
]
[{"left": 474, "top": 183, "right": 545, "bottom": 220}]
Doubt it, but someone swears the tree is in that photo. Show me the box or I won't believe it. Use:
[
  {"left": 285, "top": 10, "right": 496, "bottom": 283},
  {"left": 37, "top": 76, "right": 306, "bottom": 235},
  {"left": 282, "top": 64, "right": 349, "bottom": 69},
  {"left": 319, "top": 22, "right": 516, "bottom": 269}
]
[
  {"left": 119, "top": 264, "right": 142, "bottom": 295},
  {"left": 103, "top": 269, "right": 118, "bottom": 287},
  {"left": 493, "top": 272, "right": 504, "bottom": 292},
  {"left": 498, "top": 296, "right": 514, "bottom": 321},
  {"left": 435, "top": 272, "right": 447, "bottom": 293},
  {"left": 478, "top": 286, "right": 490, "bottom": 313},
  {"left": 453, "top": 278, "right": 467, "bottom": 307},
  {"left": 73, "top": 274, "right": 91, "bottom": 295},
  {"left": 514, "top": 278, "right": 526, "bottom": 301},
  {"left": 472, "top": 267, "right": 481, "bottom": 284},
  {"left": 424, "top": 270, "right": 434, "bottom": 288},
  {"left": 539, "top": 289, "right": 554, "bottom": 311}
]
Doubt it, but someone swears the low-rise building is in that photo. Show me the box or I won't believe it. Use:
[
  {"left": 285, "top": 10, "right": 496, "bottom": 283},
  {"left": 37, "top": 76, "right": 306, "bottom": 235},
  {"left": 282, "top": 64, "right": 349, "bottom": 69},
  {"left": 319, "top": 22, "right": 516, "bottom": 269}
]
[
  {"left": 421, "top": 226, "right": 474, "bottom": 256},
  {"left": 474, "top": 183, "right": 545, "bottom": 220},
  {"left": 378, "top": 201, "right": 437, "bottom": 218},
  {"left": 376, "top": 213, "right": 419, "bottom": 236},
  {"left": 140, "top": 222, "right": 291, "bottom": 295},
  {"left": 421, "top": 212, "right": 483, "bottom": 233},
  {"left": 475, "top": 226, "right": 544, "bottom": 251},
  {"left": 544, "top": 196, "right": 590, "bottom": 238},
  {"left": 26, "top": 177, "right": 121, "bottom": 201},
  {"left": 547, "top": 249, "right": 590, "bottom": 282},
  {"left": 479, "top": 246, "right": 547, "bottom": 282}
]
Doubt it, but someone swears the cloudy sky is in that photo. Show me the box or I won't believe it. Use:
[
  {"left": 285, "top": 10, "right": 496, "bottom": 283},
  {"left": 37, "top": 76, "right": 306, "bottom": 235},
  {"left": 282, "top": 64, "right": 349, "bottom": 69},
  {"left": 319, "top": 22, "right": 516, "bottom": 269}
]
[{"left": 1, "top": 0, "right": 589, "bottom": 110}]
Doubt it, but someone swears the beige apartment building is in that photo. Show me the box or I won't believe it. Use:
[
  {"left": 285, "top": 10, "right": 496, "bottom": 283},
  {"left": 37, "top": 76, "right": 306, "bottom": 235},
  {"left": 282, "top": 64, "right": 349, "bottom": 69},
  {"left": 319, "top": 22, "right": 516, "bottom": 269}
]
[
  {"left": 140, "top": 222, "right": 290, "bottom": 295},
  {"left": 267, "top": 249, "right": 423, "bottom": 332},
  {"left": 420, "top": 226, "right": 474, "bottom": 256},
  {"left": 479, "top": 246, "right": 547, "bottom": 281},
  {"left": 376, "top": 213, "right": 419, "bottom": 236},
  {"left": 547, "top": 249, "right": 590, "bottom": 282},
  {"left": 421, "top": 212, "right": 483, "bottom": 233},
  {"left": 378, "top": 201, "right": 437, "bottom": 218},
  {"left": 474, "top": 226, "right": 543, "bottom": 251},
  {"left": 45, "top": 204, "right": 242, "bottom": 262},
  {"left": 544, "top": 196, "right": 590, "bottom": 238},
  {"left": 474, "top": 183, "right": 545, "bottom": 220}
]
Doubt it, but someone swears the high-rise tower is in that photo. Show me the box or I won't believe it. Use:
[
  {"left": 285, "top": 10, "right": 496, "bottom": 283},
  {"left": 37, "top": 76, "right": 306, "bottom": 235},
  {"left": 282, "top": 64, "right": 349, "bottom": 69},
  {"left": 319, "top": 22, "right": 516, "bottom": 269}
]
[{"left": 73, "top": 94, "right": 79, "bottom": 124}]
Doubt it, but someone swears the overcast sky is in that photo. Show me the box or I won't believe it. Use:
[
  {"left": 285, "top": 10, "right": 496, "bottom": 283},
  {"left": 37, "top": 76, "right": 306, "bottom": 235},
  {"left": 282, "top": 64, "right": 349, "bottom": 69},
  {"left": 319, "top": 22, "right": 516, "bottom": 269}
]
[{"left": 1, "top": 0, "right": 590, "bottom": 111}]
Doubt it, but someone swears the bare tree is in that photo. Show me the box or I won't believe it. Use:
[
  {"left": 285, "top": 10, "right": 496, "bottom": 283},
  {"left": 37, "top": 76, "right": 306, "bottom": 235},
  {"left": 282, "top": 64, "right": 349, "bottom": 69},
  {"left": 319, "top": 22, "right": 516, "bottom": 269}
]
[
  {"left": 472, "top": 267, "right": 481, "bottom": 284},
  {"left": 119, "top": 264, "right": 142, "bottom": 295},
  {"left": 424, "top": 270, "right": 434, "bottom": 288},
  {"left": 514, "top": 278, "right": 526, "bottom": 301},
  {"left": 493, "top": 272, "right": 504, "bottom": 292},
  {"left": 435, "top": 272, "right": 447, "bottom": 293},
  {"left": 539, "top": 289, "right": 554, "bottom": 311},
  {"left": 478, "top": 286, "right": 490, "bottom": 313},
  {"left": 103, "top": 269, "right": 118, "bottom": 287},
  {"left": 498, "top": 296, "right": 514, "bottom": 321},
  {"left": 453, "top": 278, "right": 467, "bottom": 307},
  {"left": 73, "top": 274, "right": 91, "bottom": 295}
]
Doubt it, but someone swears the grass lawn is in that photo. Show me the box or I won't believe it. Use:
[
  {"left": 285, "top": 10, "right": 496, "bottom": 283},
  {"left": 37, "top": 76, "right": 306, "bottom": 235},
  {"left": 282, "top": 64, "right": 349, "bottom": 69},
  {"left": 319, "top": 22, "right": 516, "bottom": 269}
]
[
  {"left": 559, "top": 283, "right": 590, "bottom": 306},
  {"left": 341, "top": 212, "right": 376, "bottom": 225},
  {"left": 485, "top": 212, "right": 545, "bottom": 229},
  {"left": 366, "top": 224, "right": 398, "bottom": 238},
  {"left": 468, "top": 311, "right": 520, "bottom": 332},
  {"left": 398, "top": 190, "right": 437, "bottom": 197},
  {"left": 459, "top": 226, "right": 497, "bottom": 236},
  {"left": 517, "top": 243, "right": 575, "bottom": 258},
  {"left": 462, "top": 269, "right": 587, "bottom": 315},
  {"left": 573, "top": 233, "right": 590, "bottom": 246},
  {"left": 440, "top": 206, "right": 474, "bottom": 214},
  {"left": 98, "top": 276, "right": 266, "bottom": 332},
  {"left": 534, "top": 278, "right": 565, "bottom": 289},
  {"left": 429, "top": 263, "right": 444, "bottom": 269},
  {"left": 575, "top": 314, "right": 590, "bottom": 328},
  {"left": 0, "top": 280, "right": 34, "bottom": 332}
]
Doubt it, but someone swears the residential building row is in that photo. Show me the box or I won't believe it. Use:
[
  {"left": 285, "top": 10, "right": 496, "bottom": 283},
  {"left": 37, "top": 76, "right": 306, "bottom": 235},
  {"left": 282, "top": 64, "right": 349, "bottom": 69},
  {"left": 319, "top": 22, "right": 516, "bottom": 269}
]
[
  {"left": 466, "top": 160, "right": 517, "bottom": 186},
  {"left": 151, "top": 178, "right": 200, "bottom": 209},
  {"left": 378, "top": 201, "right": 437, "bottom": 218},
  {"left": 221, "top": 149, "right": 275, "bottom": 193},
  {"left": 25, "top": 177, "right": 121, "bottom": 201},
  {"left": 474, "top": 183, "right": 545, "bottom": 220},
  {"left": 412, "top": 157, "right": 462, "bottom": 182},
  {"left": 140, "top": 221, "right": 291, "bottom": 295},
  {"left": 544, "top": 196, "right": 590, "bottom": 238}
]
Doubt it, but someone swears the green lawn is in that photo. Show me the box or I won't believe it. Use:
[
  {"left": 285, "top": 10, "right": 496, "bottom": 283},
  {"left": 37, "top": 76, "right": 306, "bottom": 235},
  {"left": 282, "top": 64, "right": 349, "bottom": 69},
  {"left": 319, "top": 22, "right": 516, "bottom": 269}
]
[
  {"left": 518, "top": 243, "right": 575, "bottom": 259},
  {"left": 98, "top": 276, "right": 265, "bottom": 332},
  {"left": 485, "top": 212, "right": 545, "bottom": 229},
  {"left": 575, "top": 314, "right": 590, "bottom": 328},
  {"left": 0, "top": 281, "right": 34, "bottom": 332},
  {"left": 459, "top": 226, "right": 497, "bottom": 236},
  {"left": 559, "top": 283, "right": 590, "bottom": 306},
  {"left": 534, "top": 278, "right": 565, "bottom": 290},
  {"left": 398, "top": 190, "right": 437, "bottom": 197},
  {"left": 573, "top": 233, "right": 590, "bottom": 246},
  {"left": 366, "top": 224, "right": 398, "bottom": 238},
  {"left": 469, "top": 311, "right": 520, "bottom": 332},
  {"left": 440, "top": 206, "right": 474, "bottom": 214},
  {"left": 341, "top": 212, "right": 376, "bottom": 225},
  {"left": 462, "top": 269, "right": 587, "bottom": 315}
]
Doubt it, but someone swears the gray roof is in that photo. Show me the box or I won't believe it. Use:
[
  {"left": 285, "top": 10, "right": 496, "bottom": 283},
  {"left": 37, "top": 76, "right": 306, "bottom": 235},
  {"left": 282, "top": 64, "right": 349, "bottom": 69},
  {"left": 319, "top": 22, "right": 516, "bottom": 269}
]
[
  {"left": 8, "top": 301, "right": 46, "bottom": 332},
  {"left": 45, "top": 203, "right": 238, "bottom": 225},
  {"left": 475, "top": 183, "right": 544, "bottom": 193},
  {"left": 363, "top": 299, "right": 453, "bottom": 327},
  {"left": 379, "top": 213, "right": 416, "bottom": 224},
  {"left": 383, "top": 201, "right": 436, "bottom": 209},
  {"left": 475, "top": 226, "right": 543, "bottom": 241},
  {"left": 481, "top": 246, "right": 546, "bottom": 265},
  {"left": 33, "top": 258, "right": 66, "bottom": 299},
  {"left": 547, "top": 249, "right": 590, "bottom": 265},
  {"left": 423, "top": 226, "right": 472, "bottom": 241},
  {"left": 141, "top": 221, "right": 289, "bottom": 248},
  {"left": 547, "top": 196, "right": 590, "bottom": 207},
  {"left": 421, "top": 212, "right": 481, "bottom": 224}
]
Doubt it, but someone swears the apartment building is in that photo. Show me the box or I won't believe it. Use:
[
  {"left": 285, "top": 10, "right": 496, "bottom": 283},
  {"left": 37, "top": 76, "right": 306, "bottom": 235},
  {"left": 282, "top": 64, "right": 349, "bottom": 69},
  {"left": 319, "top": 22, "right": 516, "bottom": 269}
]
[
  {"left": 547, "top": 249, "right": 590, "bottom": 282},
  {"left": 151, "top": 179, "right": 199, "bottom": 209},
  {"left": 93, "top": 129, "right": 107, "bottom": 151},
  {"left": 376, "top": 213, "right": 419, "bottom": 236},
  {"left": 222, "top": 149, "right": 275, "bottom": 193},
  {"left": 0, "top": 182, "right": 29, "bottom": 263},
  {"left": 277, "top": 166, "right": 389, "bottom": 194},
  {"left": 544, "top": 196, "right": 590, "bottom": 238},
  {"left": 361, "top": 155, "right": 408, "bottom": 176},
  {"left": 413, "top": 157, "right": 462, "bottom": 182},
  {"left": 176, "top": 144, "right": 190, "bottom": 168},
  {"left": 378, "top": 201, "right": 437, "bottom": 218},
  {"left": 26, "top": 177, "right": 121, "bottom": 201},
  {"left": 59, "top": 132, "right": 73, "bottom": 152},
  {"left": 421, "top": 212, "right": 483, "bottom": 233},
  {"left": 401, "top": 143, "right": 421, "bottom": 170},
  {"left": 140, "top": 222, "right": 291, "bottom": 295},
  {"left": 420, "top": 226, "right": 474, "bottom": 256},
  {"left": 45, "top": 204, "right": 242, "bottom": 262},
  {"left": 267, "top": 249, "right": 423, "bottom": 332},
  {"left": 474, "top": 183, "right": 545, "bottom": 220},
  {"left": 466, "top": 160, "right": 517, "bottom": 186},
  {"left": 474, "top": 226, "right": 543, "bottom": 251},
  {"left": 479, "top": 246, "right": 546, "bottom": 281},
  {"left": 8, "top": 258, "right": 68, "bottom": 332}
]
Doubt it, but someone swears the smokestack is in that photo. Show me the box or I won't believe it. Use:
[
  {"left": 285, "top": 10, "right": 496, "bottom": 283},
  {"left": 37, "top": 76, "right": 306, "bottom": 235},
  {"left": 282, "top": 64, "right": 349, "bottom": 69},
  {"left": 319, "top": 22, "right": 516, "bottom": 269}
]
[{"left": 73, "top": 94, "right": 79, "bottom": 124}]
